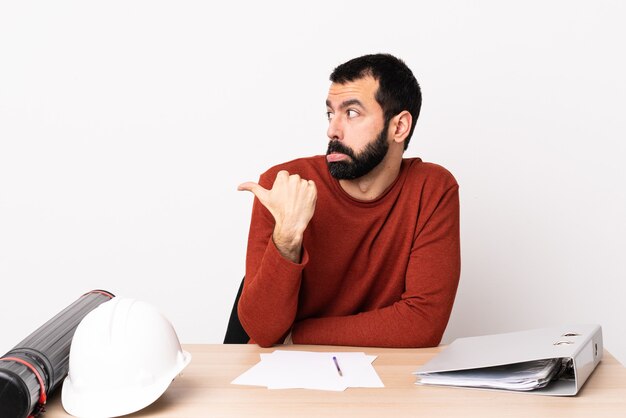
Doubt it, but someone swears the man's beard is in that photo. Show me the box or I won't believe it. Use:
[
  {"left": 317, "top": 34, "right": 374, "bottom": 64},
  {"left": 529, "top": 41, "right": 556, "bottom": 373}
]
[{"left": 326, "top": 121, "right": 390, "bottom": 180}]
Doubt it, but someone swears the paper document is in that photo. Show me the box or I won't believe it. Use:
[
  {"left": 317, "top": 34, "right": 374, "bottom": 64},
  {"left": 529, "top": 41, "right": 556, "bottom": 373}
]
[
  {"left": 415, "top": 358, "right": 572, "bottom": 391},
  {"left": 232, "top": 350, "right": 384, "bottom": 391}
]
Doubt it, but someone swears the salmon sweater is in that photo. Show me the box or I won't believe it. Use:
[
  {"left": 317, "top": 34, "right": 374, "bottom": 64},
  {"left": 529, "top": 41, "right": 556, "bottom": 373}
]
[{"left": 238, "top": 156, "right": 460, "bottom": 348}]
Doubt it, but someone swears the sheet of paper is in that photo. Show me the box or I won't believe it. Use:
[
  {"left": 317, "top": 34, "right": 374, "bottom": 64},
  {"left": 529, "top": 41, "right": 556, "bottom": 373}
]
[
  {"left": 262, "top": 351, "right": 348, "bottom": 391},
  {"left": 231, "top": 355, "right": 276, "bottom": 387},
  {"left": 231, "top": 350, "right": 384, "bottom": 391}
]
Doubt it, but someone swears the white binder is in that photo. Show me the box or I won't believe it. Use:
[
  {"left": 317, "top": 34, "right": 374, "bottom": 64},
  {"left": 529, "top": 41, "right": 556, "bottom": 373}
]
[{"left": 414, "top": 324, "right": 603, "bottom": 396}]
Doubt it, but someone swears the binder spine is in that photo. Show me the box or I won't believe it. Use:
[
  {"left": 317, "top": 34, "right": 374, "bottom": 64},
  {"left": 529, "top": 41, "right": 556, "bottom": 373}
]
[{"left": 571, "top": 326, "right": 603, "bottom": 391}]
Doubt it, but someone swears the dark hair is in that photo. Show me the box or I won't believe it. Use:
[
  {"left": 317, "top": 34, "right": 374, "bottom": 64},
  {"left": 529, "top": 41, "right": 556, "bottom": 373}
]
[{"left": 330, "top": 53, "right": 421, "bottom": 150}]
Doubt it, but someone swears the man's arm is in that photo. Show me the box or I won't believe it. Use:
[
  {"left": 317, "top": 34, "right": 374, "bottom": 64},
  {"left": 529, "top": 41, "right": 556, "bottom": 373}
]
[
  {"left": 237, "top": 170, "right": 317, "bottom": 347},
  {"left": 290, "top": 184, "right": 460, "bottom": 347}
]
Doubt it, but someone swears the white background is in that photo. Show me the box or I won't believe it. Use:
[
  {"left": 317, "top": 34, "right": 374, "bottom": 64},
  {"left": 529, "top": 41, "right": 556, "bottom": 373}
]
[{"left": 1, "top": 1, "right": 625, "bottom": 364}]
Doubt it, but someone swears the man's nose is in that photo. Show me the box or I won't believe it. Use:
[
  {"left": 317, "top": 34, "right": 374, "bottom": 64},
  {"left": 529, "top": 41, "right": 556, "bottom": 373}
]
[{"left": 327, "top": 117, "right": 343, "bottom": 141}]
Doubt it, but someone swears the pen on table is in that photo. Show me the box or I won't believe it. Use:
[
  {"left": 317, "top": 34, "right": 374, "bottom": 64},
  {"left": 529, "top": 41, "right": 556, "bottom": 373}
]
[{"left": 332, "top": 356, "right": 343, "bottom": 377}]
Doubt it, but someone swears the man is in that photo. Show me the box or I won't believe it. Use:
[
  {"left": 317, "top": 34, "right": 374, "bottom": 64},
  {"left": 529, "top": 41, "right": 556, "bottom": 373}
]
[{"left": 237, "top": 53, "right": 460, "bottom": 348}]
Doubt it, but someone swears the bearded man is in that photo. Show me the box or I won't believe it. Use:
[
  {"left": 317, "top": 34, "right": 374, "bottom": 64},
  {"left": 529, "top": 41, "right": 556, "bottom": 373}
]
[{"left": 237, "top": 53, "right": 461, "bottom": 348}]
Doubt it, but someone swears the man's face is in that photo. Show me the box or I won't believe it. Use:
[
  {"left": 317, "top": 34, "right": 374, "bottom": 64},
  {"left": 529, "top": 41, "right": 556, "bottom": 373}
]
[{"left": 325, "top": 76, "right": 390, "bottom": 180}]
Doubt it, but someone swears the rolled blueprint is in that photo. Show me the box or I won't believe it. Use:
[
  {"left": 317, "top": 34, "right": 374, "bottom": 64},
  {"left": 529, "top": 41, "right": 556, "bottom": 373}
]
[{"left": 0, "top": 290, "right": 114, "bottom": 418}]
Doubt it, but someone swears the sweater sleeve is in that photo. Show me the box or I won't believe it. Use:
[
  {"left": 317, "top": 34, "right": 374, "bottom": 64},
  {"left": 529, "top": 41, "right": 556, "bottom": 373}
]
[
  {"left": 237, "top": 173, "right": 309, "bottom": 347},
  {"left": 291, "top": 183, "right": 461, "bottom": 348}
]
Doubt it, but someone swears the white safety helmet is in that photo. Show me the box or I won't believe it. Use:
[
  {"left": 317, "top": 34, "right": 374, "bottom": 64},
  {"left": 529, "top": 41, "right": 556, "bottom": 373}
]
[{"left": 62, "top": 298, "right": 191, "bottom": 418}]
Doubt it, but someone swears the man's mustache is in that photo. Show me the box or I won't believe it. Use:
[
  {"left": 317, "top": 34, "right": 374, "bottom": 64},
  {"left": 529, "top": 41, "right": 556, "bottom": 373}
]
[{"left": 326, "top": 140, "right": 357, "bottom": 160}]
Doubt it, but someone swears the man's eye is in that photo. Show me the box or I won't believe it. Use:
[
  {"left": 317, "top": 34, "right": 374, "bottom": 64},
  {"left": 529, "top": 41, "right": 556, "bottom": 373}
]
[
  {"left": 326, "top": 112, "right": 334, "bottom": 121},
  {"left": 347, "top": 109, "right": 358, "bottom": 118}
]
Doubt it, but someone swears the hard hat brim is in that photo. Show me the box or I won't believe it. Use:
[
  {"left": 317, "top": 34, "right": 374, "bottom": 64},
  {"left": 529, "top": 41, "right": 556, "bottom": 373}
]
[{"left": 61, "top": 350, "right": 191, "bottom": 418}]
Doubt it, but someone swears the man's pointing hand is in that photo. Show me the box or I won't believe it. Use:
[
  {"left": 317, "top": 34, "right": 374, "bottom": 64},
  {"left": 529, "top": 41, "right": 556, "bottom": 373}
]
[{"left": 238, "top": 170, "right": 317, "bottom": 262}]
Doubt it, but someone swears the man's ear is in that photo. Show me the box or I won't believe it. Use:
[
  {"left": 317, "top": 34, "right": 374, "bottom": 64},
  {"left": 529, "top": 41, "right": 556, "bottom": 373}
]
[{"left": 391, "top": 111, "right": 412, "bottom": 145}]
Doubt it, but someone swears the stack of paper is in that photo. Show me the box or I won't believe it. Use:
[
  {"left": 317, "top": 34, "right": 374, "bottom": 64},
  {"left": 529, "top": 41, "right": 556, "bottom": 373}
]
[
  {"left": 231, "top": 350, "right": 384, "bottom": 391},
  {"left": 415, "top": 358, "right": 569, "bottom": 391}
]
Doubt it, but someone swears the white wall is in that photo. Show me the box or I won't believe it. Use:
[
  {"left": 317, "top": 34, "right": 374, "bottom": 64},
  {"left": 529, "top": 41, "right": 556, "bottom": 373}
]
[{"left": 1, "top": 1, "right": 625, "bottom": 364}]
